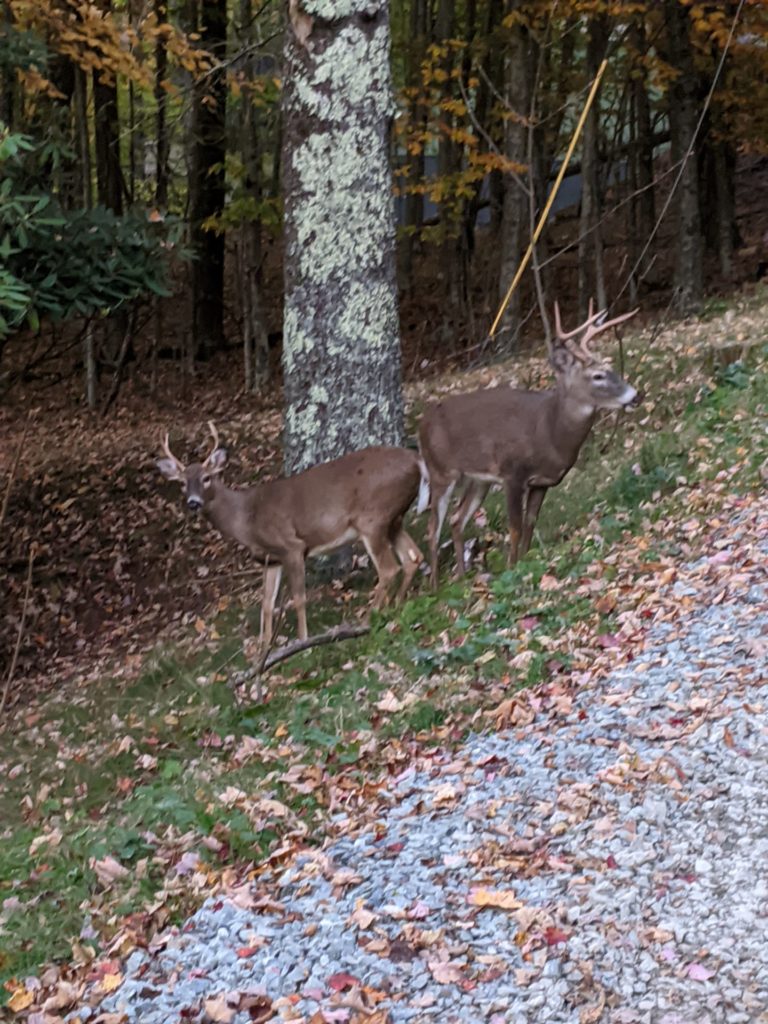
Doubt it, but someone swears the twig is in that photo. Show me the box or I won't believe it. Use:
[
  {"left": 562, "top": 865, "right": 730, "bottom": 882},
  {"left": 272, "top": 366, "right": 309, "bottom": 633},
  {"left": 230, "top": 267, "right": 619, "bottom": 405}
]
[
  {"left": 0, "top": 413, "right": 31, "bottom": 534},
  {"left": 100, "top": 308, "right": 137, "bottom": 417},
  {"left": 262, "top": 624, "right": 370, "bottom": 670},
  {"left": 0, "top": 543, "right": 36, "bottom": 718},
  {"left": 243, "top": 624, "right": 370, "bottom": 701}
]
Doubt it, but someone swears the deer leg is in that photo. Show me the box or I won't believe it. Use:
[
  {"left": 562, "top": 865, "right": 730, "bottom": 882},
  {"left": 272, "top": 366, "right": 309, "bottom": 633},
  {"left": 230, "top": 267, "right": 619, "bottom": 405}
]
[
  {"left": 363, "top": 532, "right": 401, "bottom": 610},
  {"left": 504, "top": 476, "right": 527, "bottom": 567},
  {"left": 450, "top": 481, "right": 490, "bottom": 576},
  {"left": 521, "top": 486, "right": 547, "bottom": 556},
  {"left": 392, "top": 528, "right": 423, "bottom": 604},
  {"left": 426, "top": 478, "right": 456, "bottom": 591},
  {"left": 260, "top": 563, "right": 283, "bottom": 644},
  {"left": 282, "top": 551, "right": 309, "bottom": 640}
]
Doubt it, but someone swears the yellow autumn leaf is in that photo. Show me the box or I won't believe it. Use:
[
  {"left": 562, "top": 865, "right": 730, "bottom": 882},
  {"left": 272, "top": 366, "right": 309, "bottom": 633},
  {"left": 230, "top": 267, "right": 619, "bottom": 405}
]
[
  {"left": 7, "top": 986, "right": 35, "bottom": 1012},
  {"left": 468, "top": 887, "right": 522, "bottom": 911},
  {"left": 101, "top": 972, "right": 124, "bottom": 993}
]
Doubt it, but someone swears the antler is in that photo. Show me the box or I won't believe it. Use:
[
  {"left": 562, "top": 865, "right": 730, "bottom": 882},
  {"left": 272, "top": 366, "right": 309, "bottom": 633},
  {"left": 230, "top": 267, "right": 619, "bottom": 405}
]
[
  {"left": 160, "top": 432, "right": 185, "bottom": 474},
  {"left": 553, "top": 298, "right": 603, "bottom": 343},
  {"left": 554, "top": 301, "right": 639, "bottom": 362},
  {"left": 577, "top": 306, "right": 639, "bottom": 361},
  {"left": 203, "top": 421, "right": 220, "bottom": 467}
]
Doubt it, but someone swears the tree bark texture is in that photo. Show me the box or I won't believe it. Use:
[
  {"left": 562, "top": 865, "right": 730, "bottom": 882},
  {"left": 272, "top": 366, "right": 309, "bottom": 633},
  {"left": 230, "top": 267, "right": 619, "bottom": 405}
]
[
  {"left": 239, "top": 0, "right": 270, "bottom": 391},
  {"left": 281, "top": 0, "right": 403, "bottom": 475},
  {"left": 578, "top": 15, "right": 608, "bottom": 318},
  {"left": 93, "top": 71, "right": 123, "bottom": 213},
  {"left": 154, "top": 0, "right": 170, "bottom": 208},
  {"left": 189, "top": 0, "right": 227, "bottom": 355},
  {"left": 497, "top": 6, "right": 529, "bottom": 350},
  {"left": 664, "top": 0, "right": 703, "bottom": 314}
]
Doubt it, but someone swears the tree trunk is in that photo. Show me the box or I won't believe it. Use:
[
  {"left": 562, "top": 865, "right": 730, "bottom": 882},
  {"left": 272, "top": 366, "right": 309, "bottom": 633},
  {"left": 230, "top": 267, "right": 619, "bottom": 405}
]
[
  {"left": 74, "top": 67, "right": 92, "bottom": 209},
  {"left": 664, "top": 0, "right": 703, "bottom": 314},
  {"left": 401, "top": 0, "right": 427, "bottom": 294},
  {"left": 189, "top": 0, "right": 227, "bottom": 356},
  {"left": 497, "top": 2, "right": 529, "bottom": 350},
  {"left": 155, "top": 0, "right": 170, "bottom": 207},
  {"left": 282, "top": 0, "right": 403, "bottom": 474},
  {"left": 578, "top": 15, "right": 608, "bottom": 318},
  {"left": 239, "top": 0, "right": 270, "bottom": 391},
  {"left": 0, "top": 1, "right": 13, "bottom": 128},
  {"left": 92, "top": 15, "right": 124, "bottom": 220},
  {"left": 631, "top": 17, "right": 655, "bottom": 244},
  {"left": 713, "top": 139, "right": 738, "bottom": 280},
  {"left": 435, "top": 0, "right": 460, "bottom": 305}
]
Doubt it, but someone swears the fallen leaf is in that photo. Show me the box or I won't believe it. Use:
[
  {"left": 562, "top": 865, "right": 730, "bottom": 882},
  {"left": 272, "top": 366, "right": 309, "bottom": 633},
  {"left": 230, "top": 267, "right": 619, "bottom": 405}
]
[
  {"left": 468, "top": 887, "right": 522, "bottom": 911},
  {"left": 543, "top": 926, "right": 569, "bottom": 946},
  {"left": 204, "top": 994, "right": 236, "bottom": 1023},
  {"left": 687, "top": 962, "right": 715, "bottom": 981},
  {"left": 376, "top": 690, "right": 404, "bottom": 712},
  {"left": 428, "top": 960, "right": 464, "bottom": 984},
  {"left": 348, "top": 900, "right": 376, "bottom": 929},
  {"left": 42, "top": 981, "right": 80, "bottom": 1011},
  {"left": 7, "top": 985, "right": 35, "bottom": 1012},
  {"left": 92, "top": 856, "right": 130, "bottom": 887},
  {"left": 327, "top": 972, "right": 359, "bottom": 992}
]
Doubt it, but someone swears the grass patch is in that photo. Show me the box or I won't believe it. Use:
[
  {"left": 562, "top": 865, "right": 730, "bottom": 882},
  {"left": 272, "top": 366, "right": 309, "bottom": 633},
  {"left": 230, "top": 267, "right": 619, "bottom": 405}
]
[{"left": 2, "top": 329, "right": 767, "bottom": 997}]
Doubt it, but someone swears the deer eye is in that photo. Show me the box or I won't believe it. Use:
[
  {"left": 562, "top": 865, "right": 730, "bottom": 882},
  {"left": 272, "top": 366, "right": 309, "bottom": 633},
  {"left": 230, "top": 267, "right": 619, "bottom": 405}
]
[
  {"left": 592, "top": 370, "right": 607, "bottom": 382},
  {"left": 202, "top": 474, "right": 211, "bottom": 486}
]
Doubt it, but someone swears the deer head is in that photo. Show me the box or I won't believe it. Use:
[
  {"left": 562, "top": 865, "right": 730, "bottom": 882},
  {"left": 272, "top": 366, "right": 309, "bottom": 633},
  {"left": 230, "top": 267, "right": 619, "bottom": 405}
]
[
  {"left": 550, "top": 301, "right": 640, "bottom": 412},
  {"left": 156, "top": 421, "right": 228, "bottom": 511}
]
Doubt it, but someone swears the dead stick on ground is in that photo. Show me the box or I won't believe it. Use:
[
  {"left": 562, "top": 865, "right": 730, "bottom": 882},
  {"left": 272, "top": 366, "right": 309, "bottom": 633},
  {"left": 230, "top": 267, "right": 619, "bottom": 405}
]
[
  {"left": 0, "top": 543, "right": 37, "bottom": 718},
  {"left": 245, "top": 623, "right": 370, "bottom": 702}
]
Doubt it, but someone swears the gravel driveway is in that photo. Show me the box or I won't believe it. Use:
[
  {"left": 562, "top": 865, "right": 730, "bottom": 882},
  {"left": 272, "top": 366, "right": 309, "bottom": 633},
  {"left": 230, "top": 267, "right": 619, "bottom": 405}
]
[{"left": 91, "top": 497, "right": 768, "bottom": 1024}]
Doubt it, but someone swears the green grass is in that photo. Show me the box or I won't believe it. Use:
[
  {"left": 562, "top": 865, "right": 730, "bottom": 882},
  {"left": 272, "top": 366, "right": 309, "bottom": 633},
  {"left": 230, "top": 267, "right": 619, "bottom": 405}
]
[{"left": 1, "top": 333, "right": 767, "bottom": 997}]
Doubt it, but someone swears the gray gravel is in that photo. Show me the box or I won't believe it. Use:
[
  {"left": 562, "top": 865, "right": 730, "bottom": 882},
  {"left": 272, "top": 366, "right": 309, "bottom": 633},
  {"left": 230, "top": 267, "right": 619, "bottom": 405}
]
[{"left": 91, "top": 501, "right": 767, "bottom": 1024}]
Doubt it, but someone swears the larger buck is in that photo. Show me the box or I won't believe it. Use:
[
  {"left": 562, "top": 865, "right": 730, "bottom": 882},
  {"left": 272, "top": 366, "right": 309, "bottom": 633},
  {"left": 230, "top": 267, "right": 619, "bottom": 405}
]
[
  {"left": 156, "top": 424, "right": 423, "bottom": 642},
  {"left": 418, "top": 302, "right": 639, "bottom": 587}
]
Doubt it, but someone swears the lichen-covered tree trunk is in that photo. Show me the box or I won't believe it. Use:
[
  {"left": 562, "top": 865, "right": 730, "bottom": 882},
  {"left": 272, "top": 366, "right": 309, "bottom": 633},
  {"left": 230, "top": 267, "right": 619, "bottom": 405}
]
[{"left": 281, "top": 0, "right": 403, "bottom": 475}]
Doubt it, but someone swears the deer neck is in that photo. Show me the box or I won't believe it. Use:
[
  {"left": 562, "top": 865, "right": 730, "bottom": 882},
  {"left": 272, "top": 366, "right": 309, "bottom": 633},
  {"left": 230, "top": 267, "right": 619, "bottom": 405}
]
[
  {"left": 549, "top": 387, "right": 597, "bottom": 466},
  {"left": 204, "top": 481, "right": 257, "bottom": 550}
]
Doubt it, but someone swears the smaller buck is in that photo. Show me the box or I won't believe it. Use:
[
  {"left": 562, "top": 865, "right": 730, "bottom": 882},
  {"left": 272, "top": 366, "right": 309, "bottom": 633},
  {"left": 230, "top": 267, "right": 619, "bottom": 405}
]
[
  {"left": 418, "top": 302, "right": 639, "bottom": 586},
  {"left": 156, "top": 424, "right": 423, "bottom": 642}
]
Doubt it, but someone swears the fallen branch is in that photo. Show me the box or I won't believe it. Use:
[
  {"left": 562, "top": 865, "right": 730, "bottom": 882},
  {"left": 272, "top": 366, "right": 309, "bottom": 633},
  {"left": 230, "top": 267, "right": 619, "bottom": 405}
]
[
  {"left": 261, "top": 624, "right": 370, "bottom": 671},
  {"left": 1, "top": 543, "right": 37, "bottom": 718},
  {"left": 242, "top": 623, "right": 370, "bottom": 703}
]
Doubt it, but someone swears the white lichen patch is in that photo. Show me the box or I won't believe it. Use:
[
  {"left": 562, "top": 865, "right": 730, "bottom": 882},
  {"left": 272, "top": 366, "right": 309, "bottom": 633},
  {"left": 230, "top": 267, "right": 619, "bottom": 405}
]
[
  {"left": 301, "top": 0, "right": 382, "bottom": 24},
  {"left": 294, "top": 24, "right": 392, "bottom": 119}
]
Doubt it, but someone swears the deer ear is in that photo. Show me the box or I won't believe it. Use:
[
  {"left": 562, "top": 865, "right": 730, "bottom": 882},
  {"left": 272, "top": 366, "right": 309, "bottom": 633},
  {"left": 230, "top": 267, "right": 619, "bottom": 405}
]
[
  {"left": 549, "top": 345, "right": 574, "bottom": 373},
  {"left": 207, "top": 447, "right": 228, "bottom": 474},
  {"left": 156, "top": 457, "right": 183, "bottom": 481}
]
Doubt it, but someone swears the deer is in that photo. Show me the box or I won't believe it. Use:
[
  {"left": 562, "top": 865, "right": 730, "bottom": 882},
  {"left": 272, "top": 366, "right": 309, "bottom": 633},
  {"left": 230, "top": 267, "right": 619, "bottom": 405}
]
[
  {"left": 417, "top": 302, "right": 640, "bottom": 588},
  {"left": 156, "top": 423, "right": 424, "bottom": 643}
]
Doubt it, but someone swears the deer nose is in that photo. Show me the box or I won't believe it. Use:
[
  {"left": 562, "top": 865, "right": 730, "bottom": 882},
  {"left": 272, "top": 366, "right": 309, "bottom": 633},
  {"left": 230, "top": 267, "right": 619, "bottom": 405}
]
[{"left": 186, "top": 495, "right": 203, "bottom": 511}]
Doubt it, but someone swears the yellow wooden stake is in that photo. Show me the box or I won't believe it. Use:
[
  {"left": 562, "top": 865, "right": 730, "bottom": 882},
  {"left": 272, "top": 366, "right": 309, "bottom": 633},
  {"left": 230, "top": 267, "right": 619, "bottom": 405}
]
[{"left": 489, "top": 57, "right": 609, "bottom": 340}]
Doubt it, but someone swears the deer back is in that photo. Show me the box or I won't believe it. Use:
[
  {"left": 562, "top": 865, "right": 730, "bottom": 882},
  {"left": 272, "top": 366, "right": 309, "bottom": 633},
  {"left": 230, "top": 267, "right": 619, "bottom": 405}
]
[{"left": 419, "top": 386, "right": 559, "bottom": 482}]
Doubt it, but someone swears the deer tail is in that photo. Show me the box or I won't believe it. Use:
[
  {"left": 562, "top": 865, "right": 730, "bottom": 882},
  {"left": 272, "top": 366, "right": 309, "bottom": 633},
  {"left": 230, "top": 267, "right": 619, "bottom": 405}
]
[{"left": 416, "top": 458, "right": 430, "bottom": 514}]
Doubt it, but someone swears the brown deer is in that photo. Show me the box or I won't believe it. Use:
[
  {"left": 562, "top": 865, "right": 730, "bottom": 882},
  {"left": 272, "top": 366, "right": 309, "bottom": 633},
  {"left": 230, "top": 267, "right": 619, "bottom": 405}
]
[
  {"left": 156, "top": 424, "right": 423, "bottom": 642},
  {"left": 418, "top": 302, "right": 639, "bottom": 587}
]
